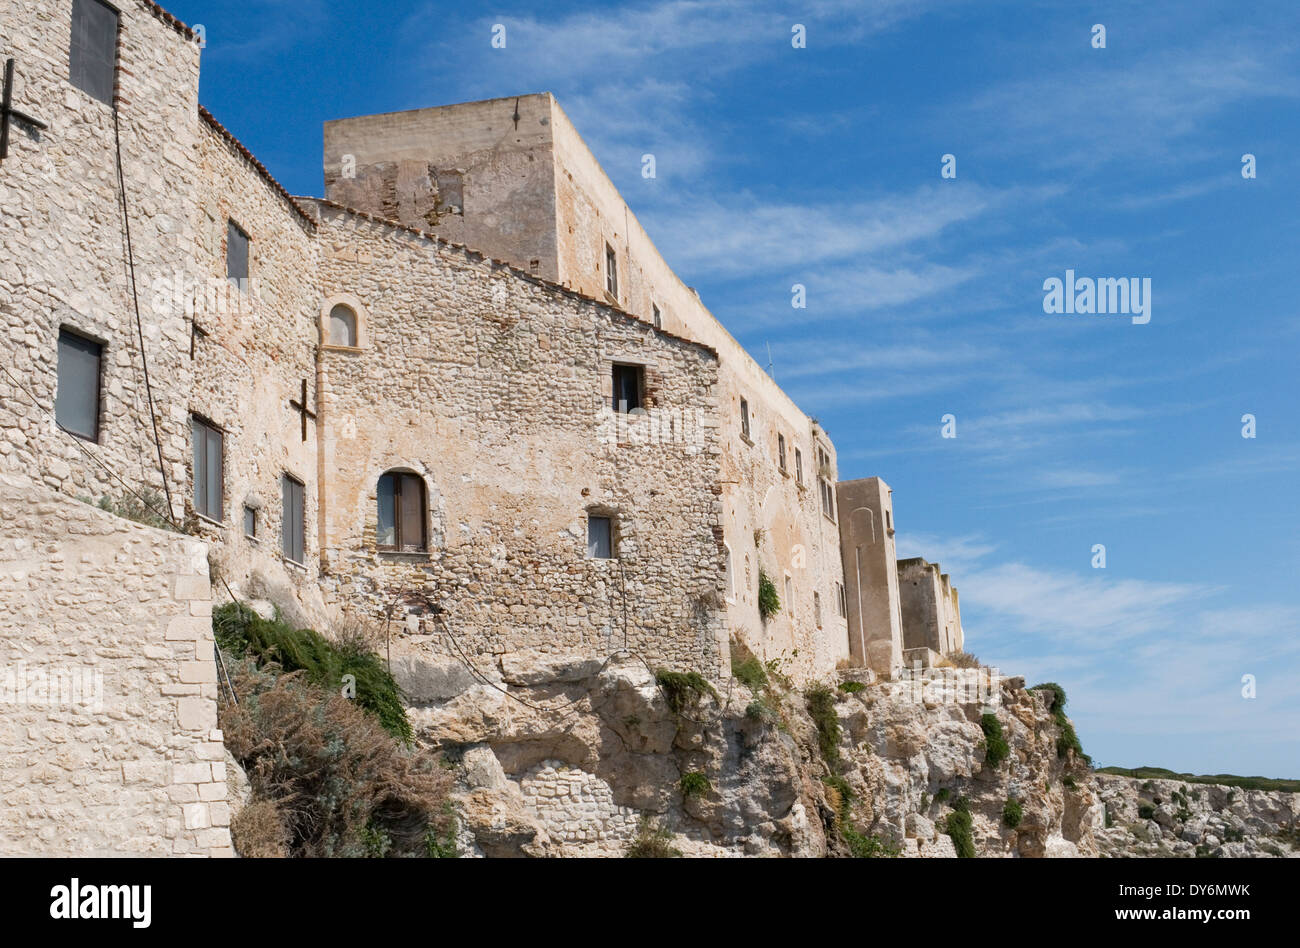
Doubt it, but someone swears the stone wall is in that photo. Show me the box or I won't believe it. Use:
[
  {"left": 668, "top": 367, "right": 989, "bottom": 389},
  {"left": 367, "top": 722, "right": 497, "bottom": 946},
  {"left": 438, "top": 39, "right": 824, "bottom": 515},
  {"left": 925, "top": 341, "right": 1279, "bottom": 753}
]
[
  {"left": 898, "top": 557, "right": 963, "bottom": 657},
  {"left": 836, "top": 476, "right": 904, "bottom": 676},
  {"left": 0, "top": 0, "right": 200, "bottom": 514},
  {"left": 306, "top": 201, "right": 728, "bottom": 676},
  {"left": 0, "top": 473, "right": 230, "bottom": 856}
]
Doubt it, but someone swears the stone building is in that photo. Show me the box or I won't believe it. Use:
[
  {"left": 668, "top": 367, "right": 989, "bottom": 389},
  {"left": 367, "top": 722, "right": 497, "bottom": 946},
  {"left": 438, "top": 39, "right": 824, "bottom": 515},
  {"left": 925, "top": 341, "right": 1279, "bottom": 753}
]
[
  {"left": 1, "top": 0, "right": 968, "bottom": 854},
  {"left": 323, "top": 94, "right": 851, "bottom": 679}
]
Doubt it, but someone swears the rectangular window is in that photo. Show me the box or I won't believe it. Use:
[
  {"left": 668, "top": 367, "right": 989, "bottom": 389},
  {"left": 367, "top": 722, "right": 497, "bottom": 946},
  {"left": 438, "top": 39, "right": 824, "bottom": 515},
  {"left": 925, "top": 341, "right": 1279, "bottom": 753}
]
[
  {"left": 227, "top": 220, "right": 250, "bottom": 289},
  {"left": 377, "top": 472, "right": 428, "bottom": 552},
  {"left": 69, "top": 0, "right": 118, "bottom": 105},
  {"left": 612, "top": 363, "right": 643, "bottom": 413},
  {"left": 243, "top": 505, "right": 258, "bottom": 539},
  {"left": 55, "top": 328, "right": 102, "bottom": 442},
  {"left": 281, "top": 474, "right": 305, "bottom": 564},
  {"left": 740, "top": 399, "right": 750, "bottom": 441},
  {"left": 837, "top": 582, "right": 847, "bottom": 618},
  {"left": 778, "top": 434, "right": 787, "bottom": 472},
  {"left": 191, "top": 416, "right": 224, "bottom": 522},
  {"left": 587, "top": 515, "right": 613, "bottom": 559},
  {"left": 605, "top": 244, "right": 618, "bottom": 298},
  {"left": 814, "top": 592, "right": 823, "bottom": 629},
  {"left": 652, "top": 303, "right": 662, "bottom": 330},
  {"left": 818, "top": 447, "right": 835, "bottom": 520},
  {"left": 795, "top": 448, "right": 803, "bottom": 485}
]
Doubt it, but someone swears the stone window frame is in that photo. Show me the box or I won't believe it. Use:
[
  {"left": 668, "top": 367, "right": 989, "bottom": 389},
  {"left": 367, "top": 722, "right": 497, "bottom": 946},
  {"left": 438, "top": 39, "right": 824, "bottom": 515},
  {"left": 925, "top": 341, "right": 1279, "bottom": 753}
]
[
  {"left": 375, "top": 468, "right": 430, "bottom": 555},
  {"left": 836, "top": 582, "right": 847, "bottom": 619},
  {"left": 55, "top": 324, "right": 106, "bottom": 444},
  {"left": 190, "top": 413, "right": 225, "bottom": 526},
  {"left": 651, "top": 302, "right": 662, "bottom": 330},
  {"left": 320, "top": 294, "right": 368, "bottom": 351},
  {"left": 794, "top": 447, "right": 804, "bottom": 488},
  {"left": 585, "top": 505, "right": 620, "bottom": 561},
  {"left": 68, "top": 0, "right": 121, "bottom": 107},
  {"left": 777, "top": 433, "right": 788, "bottom": 475},
  {"left": 604, "top": 242, "right": 619, "bottom": 301},
  {"left": 226, "top": 218, "right": 251, "bottom": 291},
  {"left": 739, "top": 398, "right": 752, "bottom": 445}
]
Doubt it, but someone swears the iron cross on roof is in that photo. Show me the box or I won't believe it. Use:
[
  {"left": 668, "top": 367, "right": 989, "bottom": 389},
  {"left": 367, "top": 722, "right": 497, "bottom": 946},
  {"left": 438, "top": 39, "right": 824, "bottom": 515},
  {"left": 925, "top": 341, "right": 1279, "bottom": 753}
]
[
  {"left": 0, "top": 59, "right": 50, "bottom": 164},
  {"left": 289, "top": 378, "right": 317, "bottom": 442}
]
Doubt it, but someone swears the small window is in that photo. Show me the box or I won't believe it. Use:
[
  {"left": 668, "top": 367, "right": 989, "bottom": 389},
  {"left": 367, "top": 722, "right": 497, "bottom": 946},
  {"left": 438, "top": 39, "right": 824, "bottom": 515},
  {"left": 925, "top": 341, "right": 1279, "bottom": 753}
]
[
  {"left": 723, "top": 543, "right": 735, "bottom": 602},
  {"left": 778, "top": 434, "right": 787, "bottom": 472},
  {"left": 227, "top": 220, "right": 250, "bottom": 289},
  {"left": 740, "top": 399, "right": 750, "bottom": 441},
  {"left": 191, "top": 416, "right": 224, "bottom": 522},
  {"left": 814, "top": 592, "right": 823, "bottom": 629},
  {"left": 885, "top": 510, "right": 892, "bottom": 532},
  {"left": 784, "top": 575, "right": 793, "bottom": 613},
  {"left": 587, "top": 515, "right": 614, "bottom": 559},
  {"left": 56, "top": 329, "right": 103, "bottom": 442},
  {"left": 836, "top": 582, "right": 847, "bottom": 618},
  {"left": 612, "top": 363, "right": 643, "bottom": 413},
  {"left": 281, "top": 474, "right": 305, "bottom": 564},
  {"left": 328, "top": 304, "right": 358, "bottom": 347},
  {"left": 605, "top": 244, "right": 618, "bottom": 298},
  {"left": 795, "top": 448, "right": 803, "bottom": 485},
  {"left": 69, "top": 0, "right": 118, "bottom": 105},
  {"left": 652, "top": 303, "right": 662, "bottom": 330},
  {"left": 243, "top": 506, "right": 258, "bottom": 539},
  {"left": 377, "top": 471, "right": 428, "bottom": 552}
]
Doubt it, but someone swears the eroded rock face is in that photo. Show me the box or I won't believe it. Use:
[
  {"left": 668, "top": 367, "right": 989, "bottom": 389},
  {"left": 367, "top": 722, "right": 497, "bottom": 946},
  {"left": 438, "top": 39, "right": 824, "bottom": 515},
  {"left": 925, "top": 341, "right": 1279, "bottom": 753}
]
[
  {"left": 1092, "top": 775, "right": 1299, "bottom": 858},
  {"left": 402, "top": 645, "right": 1102, "bottom": 858}
]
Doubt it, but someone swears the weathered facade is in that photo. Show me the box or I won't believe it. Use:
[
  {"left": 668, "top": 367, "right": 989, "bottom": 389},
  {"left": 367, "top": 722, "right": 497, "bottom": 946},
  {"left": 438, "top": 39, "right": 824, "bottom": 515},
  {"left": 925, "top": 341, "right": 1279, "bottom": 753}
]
[
  {"left": 1, "top": 0, "right": 969, "bottom": 854},
  {"left": 324, "top": 94, "right": 850, "bottom": 679}
]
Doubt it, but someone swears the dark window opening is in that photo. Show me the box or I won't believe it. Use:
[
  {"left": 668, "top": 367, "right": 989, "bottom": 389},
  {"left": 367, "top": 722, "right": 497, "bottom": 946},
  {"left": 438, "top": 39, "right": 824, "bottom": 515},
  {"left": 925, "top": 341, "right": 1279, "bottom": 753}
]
[
  {"left": 612, "top": 363, "right": 643, "bottom": 413},
  {"left": 605, "top": 244, "right": 618, "bottom": 298},
  {"left": 740, "top": 399, "right": 750, "bottom": 441},
  {"left": 587, "top": 515, "right": 614, "bottom": 559},
  {"left": 377, "top": 471, "right": 428, "bottom": 552},
  {"left": 69, "top": 0, "right": 118, "bottom": 105},
  {"left": 652, "top": 303, "right": 662, "bottom": 330},
  {"left": 778, "top": 433, "right": 787, "bottom": 472},
  {"left": 281, "top": 474, "right": 305, "bottom": 564},
  {"left": 55, "top": 328, "right": 102, "bottom": 442},
  {"left": 243, "top": 506, "right": 258, "bottom": 539},
  {"left": 191, "top": 416, "right": 224, "bottom": 521},
  {"left": 795, "top": 448, "right": 803, "bottom": 485},
  {"left": 227, "top": 220, "right": 250, "bottom": 289}
]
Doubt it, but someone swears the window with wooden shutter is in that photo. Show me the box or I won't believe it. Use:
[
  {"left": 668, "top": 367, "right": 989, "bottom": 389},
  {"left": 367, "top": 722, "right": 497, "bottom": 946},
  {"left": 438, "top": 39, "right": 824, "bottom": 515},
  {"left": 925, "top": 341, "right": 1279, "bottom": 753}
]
[
  {"left": 69, "top": 0, "right": 118, "bottom": 105},
  {"left": 191, "top": 416, "right": 224, "bottom": 522}
]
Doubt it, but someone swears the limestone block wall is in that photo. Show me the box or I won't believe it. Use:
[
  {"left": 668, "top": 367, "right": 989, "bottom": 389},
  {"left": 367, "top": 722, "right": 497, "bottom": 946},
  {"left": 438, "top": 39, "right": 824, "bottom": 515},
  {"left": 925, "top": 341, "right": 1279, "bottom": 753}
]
[
  {"left": 0, "top": 473, "right": 230, "bottom": 856},
  {"left": 307, "top": 202, "right": 728, "bottom": 676},
  {"left": 836, "top": 477, "right": 904, "bottom": 676},
  {"left": 898, "top": 557, "right": 962, "bottom": 657},
  {"left": 188, "top": 115, "right": 327, "bottom": 624},
  {"left": 518, "top": 760, "right": 640, "bottom": 854},
  {"left": 0, "top": 0, "right": 201, "bottom": 514},
  {"left": 323, "top": 95, "right": 562, "bottom": 284},
  {"left": 317, "top": 94, "right": 852, "bottom": 681}
]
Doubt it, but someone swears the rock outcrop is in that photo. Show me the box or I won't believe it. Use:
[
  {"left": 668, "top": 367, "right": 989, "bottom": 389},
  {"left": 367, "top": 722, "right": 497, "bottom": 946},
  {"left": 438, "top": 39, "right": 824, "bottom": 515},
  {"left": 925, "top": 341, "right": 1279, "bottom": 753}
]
[
  {"left": 1093, "top": 774, "right": 1300, "bottom": 858},
  {"left": 397, "top": 645, "right": 1101, "bottom": 857}
]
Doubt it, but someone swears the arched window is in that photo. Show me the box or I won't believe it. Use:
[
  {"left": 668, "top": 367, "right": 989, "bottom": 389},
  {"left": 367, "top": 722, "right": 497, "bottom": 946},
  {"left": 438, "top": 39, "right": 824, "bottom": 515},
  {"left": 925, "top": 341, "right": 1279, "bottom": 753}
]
[
  {"left": 377, "top": 471, "right": 427, "bottom": 552},
  {"left": 328, "top": 304, "right": 358, "bottom": 347}
]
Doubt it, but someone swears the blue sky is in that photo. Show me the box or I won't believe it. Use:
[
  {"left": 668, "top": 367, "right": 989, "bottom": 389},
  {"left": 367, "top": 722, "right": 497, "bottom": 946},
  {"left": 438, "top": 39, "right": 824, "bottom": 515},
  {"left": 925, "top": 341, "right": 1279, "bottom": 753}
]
[{"left": 165, "top": 0, "right": 1300, "bottom": 777}]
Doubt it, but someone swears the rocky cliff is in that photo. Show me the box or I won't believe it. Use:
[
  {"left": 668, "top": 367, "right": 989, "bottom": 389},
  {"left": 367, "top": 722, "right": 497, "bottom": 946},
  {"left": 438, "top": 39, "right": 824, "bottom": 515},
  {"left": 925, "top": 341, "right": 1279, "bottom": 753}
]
[
  {"left": 1094, "top": 774, "right": 1300, "bottom": 858},
  {"left": 393, "top": 643, "right": 1102, "bottom": 857}
]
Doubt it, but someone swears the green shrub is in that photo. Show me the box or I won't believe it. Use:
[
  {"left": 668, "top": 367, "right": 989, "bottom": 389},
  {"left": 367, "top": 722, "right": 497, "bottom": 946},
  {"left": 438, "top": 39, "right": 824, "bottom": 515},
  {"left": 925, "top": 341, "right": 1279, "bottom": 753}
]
[
  {"left": 838, "top": 681, "right": 865, "bottom": 694},
  {"left": 758, "top": 569, "right": 781, "bottom": 621},
  {"left": 981, "top": 713, "right": 1009, "bottom": 767},
  {"left": 1094, "top": 766, "right": 1300, "bottom": 795},
  {"left": 1138, "top": 803, "right": 1156, "bottom": 820},
  {"left": 934, "top": 788, "right": 951, "bottom": 804},
  {"left": 945, "top": 809, "right": 976, "bottom": 857},
  {"left": 625, "top": 818, "right": 681, "bottom": 858},
  {"left": 680, "top": 771, "right": 712, "bottom": 799},
  {"left": 843, "top": 827, "right": 900, "bottom": 858},
  {"left": 1031, "top": 682, "right": 1089, "bottom": 765},
  {"left": 655, "top": 669, "right": 719, "bottom": 714},
  {"left": 730, "top": 649, "right": 768, "bottom": 692},
  {"left": 87, "top": 490, "right": 179, "bottom": 532},
  {"left": 745, "top": 696, "right": 780, "bottom": 725},
  {"left": 805, "top": 683, "right": 841, "bottom": 767},
  {"left": 1002, "top": 798, "right": 1023, "bottom": 828},
  {"left": 1063, "top": 775, "right": 1077, "bottom": 790},
  {"left": 213, "top": 602, "right": 411, "bottom": 742},
  {"left": 821, "top": 774, "right": 854, "bottom": 822}
]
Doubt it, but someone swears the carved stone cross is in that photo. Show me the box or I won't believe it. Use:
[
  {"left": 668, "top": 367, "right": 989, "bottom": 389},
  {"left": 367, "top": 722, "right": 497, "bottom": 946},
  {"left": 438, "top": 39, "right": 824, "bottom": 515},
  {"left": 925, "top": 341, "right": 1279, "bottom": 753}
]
[{"left": 0, "top": 59, "right": 49, "bottom": 164}]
